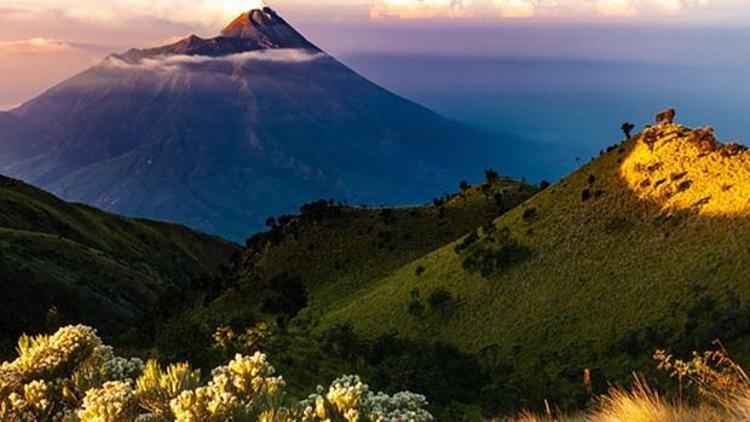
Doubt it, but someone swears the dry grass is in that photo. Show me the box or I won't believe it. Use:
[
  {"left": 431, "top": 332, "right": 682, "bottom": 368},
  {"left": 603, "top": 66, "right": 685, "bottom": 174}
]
[
  {"left": 588, "top": 377, "right": 725, "bottom": 422},
  {"left": 506, "top": 379, "right": 728, "bottom": 422},
  {"left": 511, "top": 343, "right": 750, "bottom": 421}
]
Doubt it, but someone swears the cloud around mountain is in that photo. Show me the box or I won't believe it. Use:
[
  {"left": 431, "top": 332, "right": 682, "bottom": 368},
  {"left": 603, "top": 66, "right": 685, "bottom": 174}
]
[{"left": 104, "top": 48, "right": 325, "bottom": 72}]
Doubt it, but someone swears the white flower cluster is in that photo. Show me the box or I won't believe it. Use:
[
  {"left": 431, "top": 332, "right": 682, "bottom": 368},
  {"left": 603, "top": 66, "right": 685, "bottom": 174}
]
[
  {"left": 367, "top": 391, "right": 433, "bottom": 421},
  {"left": 102, "top": 355, "right": 146, "bottom": 383},
  {"left": 299, "top": 375, "right": 433, "bottom": 422}
]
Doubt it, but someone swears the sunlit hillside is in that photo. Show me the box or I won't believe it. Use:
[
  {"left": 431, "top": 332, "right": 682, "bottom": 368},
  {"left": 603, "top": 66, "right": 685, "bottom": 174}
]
[
  {"left": 152, "top": 177, "right": 540, "bottom": 364},
  {"left": 321, "top": 122, "right": 750, "bottom": 407}
]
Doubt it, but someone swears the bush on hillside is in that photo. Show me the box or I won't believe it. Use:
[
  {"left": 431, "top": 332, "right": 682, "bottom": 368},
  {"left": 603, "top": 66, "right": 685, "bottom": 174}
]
[
  {"left": 407, "top": 289, "right": 425, "bottom": 317},
  {"left": 484, "top": 169, "right": 500, "bottom": 184},
  {"left": 522, "top": 207, "right": 537, "bottom": 221},
  {"left": 428, "top": 288, "right": 453, "bottom": 309},
  {"left": 458, "top": 228, "right": 535, "bottom": 278}
]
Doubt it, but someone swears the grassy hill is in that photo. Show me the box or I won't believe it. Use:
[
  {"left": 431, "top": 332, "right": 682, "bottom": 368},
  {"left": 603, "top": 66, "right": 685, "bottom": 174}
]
[
  {"left": 153, "top": 176, "right": 540, "bottom": 363},
  {"left": 320, "top": 123, "right": 750, "bottom": 407},
  {"left": 0, "top": 175, "right": 237, "bottom": 352}
]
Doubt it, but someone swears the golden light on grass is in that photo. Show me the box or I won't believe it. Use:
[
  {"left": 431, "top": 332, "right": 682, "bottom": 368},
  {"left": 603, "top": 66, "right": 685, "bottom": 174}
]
[
  {"left": 587, "top": 376, "right": 723, "bottom": 422},
  {"left": 620, "top": 124, "right": 750, "bottom": 217}
]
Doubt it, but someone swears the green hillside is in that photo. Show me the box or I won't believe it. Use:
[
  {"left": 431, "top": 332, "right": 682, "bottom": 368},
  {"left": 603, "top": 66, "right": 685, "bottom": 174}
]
[
  {"left": 0, "top": 175, "right": 237, "bottom": 352},
  {"left": 321, "top": 123, "right": 750, "bottom": 407},
  {"left": 153, "top": 176, "right": 539, "bottom": 362}
]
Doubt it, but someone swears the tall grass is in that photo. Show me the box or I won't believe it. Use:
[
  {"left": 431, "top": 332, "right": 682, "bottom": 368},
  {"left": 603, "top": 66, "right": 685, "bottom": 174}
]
[{"left": 510, "top": 342, "right": 750, "bottom": 422}]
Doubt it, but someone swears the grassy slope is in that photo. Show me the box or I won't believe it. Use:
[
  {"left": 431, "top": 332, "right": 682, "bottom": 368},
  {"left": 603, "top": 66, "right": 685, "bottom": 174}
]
[
  {"left": 322, "top": 124, "right": 750, "bottom": 388},
  {"left": 155, "top": 178, "right": 539, "bottom": 359},
  {"left": 0, "top": 175, "right": 237, "bottom": 343}
]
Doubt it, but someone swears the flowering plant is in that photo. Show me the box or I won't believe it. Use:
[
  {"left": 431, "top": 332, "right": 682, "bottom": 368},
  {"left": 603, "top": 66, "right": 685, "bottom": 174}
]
[{"left": 0, "top": 325, "right": 433, "bottom": 421}]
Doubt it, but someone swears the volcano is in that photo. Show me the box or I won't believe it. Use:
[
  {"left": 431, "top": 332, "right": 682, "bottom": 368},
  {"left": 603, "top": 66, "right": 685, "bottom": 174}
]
[{"left": 0, "top": 7, "right": 530, "bottom": 241}]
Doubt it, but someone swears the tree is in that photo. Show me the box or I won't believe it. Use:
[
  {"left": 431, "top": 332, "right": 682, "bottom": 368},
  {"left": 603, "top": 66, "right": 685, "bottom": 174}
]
[
  {"left": 484, "top": 169, "right": 500, "bottom": 184},
  {"left": 459, "top": 180, "right": 471, "bottom": 192},
  {"left": 621, "top": 122, "right": 635, "bottom": 140}
]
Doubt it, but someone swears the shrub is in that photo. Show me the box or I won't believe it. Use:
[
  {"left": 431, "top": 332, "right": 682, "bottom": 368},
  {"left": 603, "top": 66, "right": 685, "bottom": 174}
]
[
  {"left": 522, "top": 208, "right": 537, "bottom": 221},
  {"left": 485, "top": 169, "right": 500, "bottom": 184},
  {"left": 621, "top": 122, "right": 636, "bottom": 139},
  {"left": 407, "top": 289, "right": 425, "bottom": 317},
  {"left": 428, "top": 288, "right": 454, "bottom": 309},
  {"left": 0, "top": 325, "right": 434, "bottom": 421},
  {"left": 458, "top": 228, "right": 535, "bottom": 278}
]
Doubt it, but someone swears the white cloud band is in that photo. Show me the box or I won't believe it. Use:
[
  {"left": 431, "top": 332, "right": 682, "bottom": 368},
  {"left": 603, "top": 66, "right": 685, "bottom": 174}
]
[{"left": 104, "top": 48, "right": 326, "bottom": 72}]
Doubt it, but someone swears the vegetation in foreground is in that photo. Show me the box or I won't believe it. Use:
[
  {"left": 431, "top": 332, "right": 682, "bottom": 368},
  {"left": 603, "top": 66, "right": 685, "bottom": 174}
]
[
  {"left": 513, "top": 342, "right": 750, "bottom": 421},
  {"left": 8, "top": 325, "right": 750, "bottom": 421},
  {"left": 0, "top": 325, "right": 433, "bottom": 421}
]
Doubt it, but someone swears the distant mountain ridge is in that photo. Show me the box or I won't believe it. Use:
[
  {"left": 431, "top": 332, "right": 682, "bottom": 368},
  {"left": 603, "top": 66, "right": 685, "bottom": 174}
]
[{"left": 0, "top": 7, "right": 530, "bottom": 241}]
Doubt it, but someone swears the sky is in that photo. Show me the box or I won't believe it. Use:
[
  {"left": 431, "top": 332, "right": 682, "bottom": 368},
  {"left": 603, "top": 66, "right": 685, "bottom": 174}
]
[{"left": 0, "top": 0, "right": 748, "bottom": 110}]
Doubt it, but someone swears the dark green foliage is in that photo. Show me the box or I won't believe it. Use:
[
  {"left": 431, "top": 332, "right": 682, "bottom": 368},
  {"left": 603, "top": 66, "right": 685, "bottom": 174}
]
[
  {"left": 621, "top": 122, "right": 635, "bottom": 139},
  {"left": 260, "top": 274, "right": 309, "bottom": 326},
  {"left": 522, "top": 207, "right": 537, "bottom": 221},
  {"left": 299, "top": 199, "right": 346, "bottom": 222},
  {"left": 428, "top": 288, "right": 453, "bottom": 309},
  {"left": 318, "top": 325, "right": 491, "bottom": 418},
  {"left": 459, "top": 228, "right": 534, "bottom": 278},
  {"left": 454, "top": 231, "right": 480, "bottom": 254},
  {"left": 603, "top": 216, "right": 633, "bottom": 235},
  {"left": 484, "top": 169, "right": 500, "bottom": 184},
  {"left": 407, "top": 288, "right": 425, "bottom": 317},
  {"left": 415, "top": 265, "right": 426, "bottom": 277}
]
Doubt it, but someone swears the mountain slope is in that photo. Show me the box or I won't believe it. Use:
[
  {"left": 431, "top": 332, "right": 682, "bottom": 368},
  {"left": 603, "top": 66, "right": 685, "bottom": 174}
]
[
  {"left": 320, "top": 122, "right": 750, "bottom": 404},
  {"left": 0, "top": 7, "right": 531, "bottom": 241},
  {"left": 151, "top": 177, "right": 540, "bottom": 363},
  {"left": 0, "top": 174, "right": 237, "bottom": 351}
]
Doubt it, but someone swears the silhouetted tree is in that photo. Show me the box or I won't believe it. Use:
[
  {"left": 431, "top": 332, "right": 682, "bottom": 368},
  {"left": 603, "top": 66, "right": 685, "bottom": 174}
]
[
  {"left": 459, "top": 180, "right": 471, "bottom": 192},
  {"left": 484, "top": 169, "right": 500, "bottom": 184},
  {"left": 621, "top": 122, "right": 635, "bottom": 140}
]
